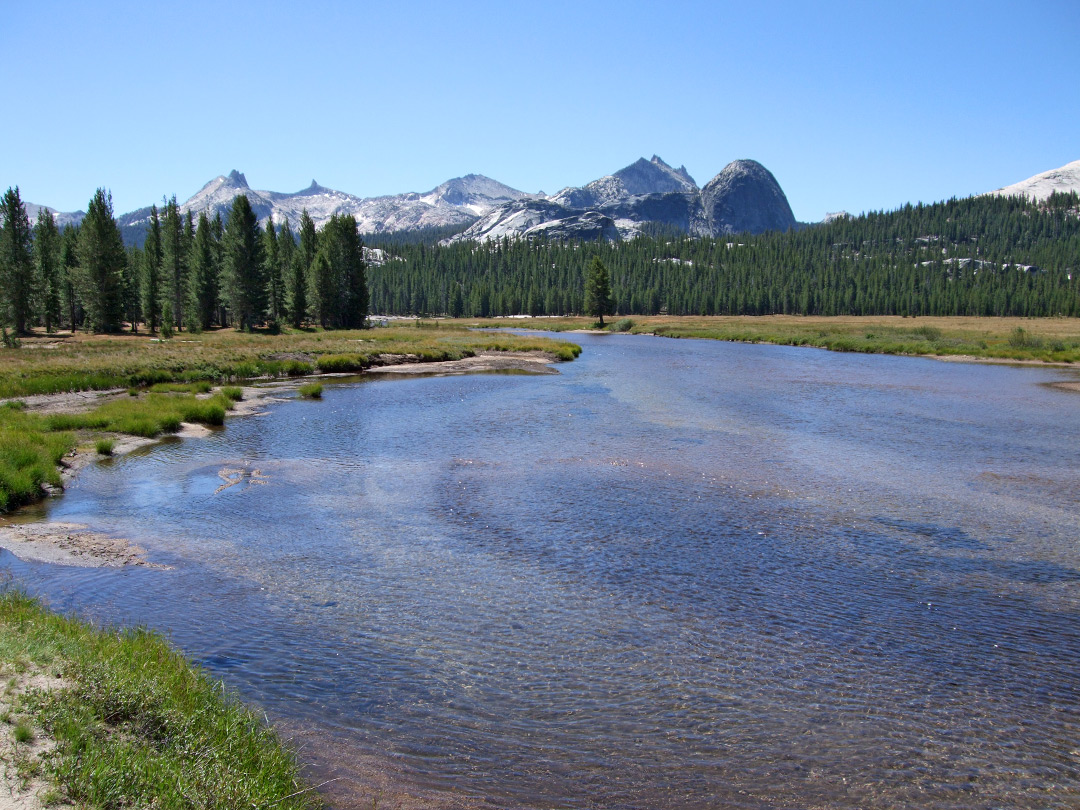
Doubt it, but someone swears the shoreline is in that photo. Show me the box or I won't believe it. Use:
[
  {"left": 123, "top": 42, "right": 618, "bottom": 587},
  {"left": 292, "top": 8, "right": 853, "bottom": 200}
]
[{"left": 0, "top": 352, "right": 559, "bottom": 568}]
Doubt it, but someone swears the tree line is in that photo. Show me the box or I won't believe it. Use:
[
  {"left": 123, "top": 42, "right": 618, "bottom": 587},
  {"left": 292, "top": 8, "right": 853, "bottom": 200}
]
[
  {"left": 4, "top": 187, "right": 1078, "bottom": 336},
  {"left": 0, "top": 188, "right": 368, "bottom": 336},
  {"left": 364, "top": 192, "right": 1080, "bottom": 318}
]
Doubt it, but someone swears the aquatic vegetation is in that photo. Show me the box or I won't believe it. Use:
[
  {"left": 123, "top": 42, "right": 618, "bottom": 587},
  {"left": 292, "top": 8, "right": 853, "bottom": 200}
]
[{"left": 297, "top": 382, "right": 323, "bottom": 399}]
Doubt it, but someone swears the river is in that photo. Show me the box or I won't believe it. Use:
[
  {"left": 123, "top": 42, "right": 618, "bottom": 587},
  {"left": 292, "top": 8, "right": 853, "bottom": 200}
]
[{"left": 6, "top": 333, "right": 1080, "bottom": 809}]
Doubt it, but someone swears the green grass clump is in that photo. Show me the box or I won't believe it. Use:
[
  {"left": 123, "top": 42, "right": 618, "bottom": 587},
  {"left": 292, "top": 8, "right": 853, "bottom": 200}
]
[
  {"left": 297, "top": 383, "right": 323, "bottom": 399},
  {"left": 45, "top": 393, "right": 232, "bottom": 438},
  {"left": 220, "top": 386, "right": 244, "bottom": 401},
  {"left": 94, "top": 439, "right": 114, "bottom": 456},
  {"left": 610, "top": 318, "right": 635, "bottom": 333},
  {"left": 13, "top": 722, "right": 32, "bottom": 743},
  {"left": 315, "top": 353, "right": 369, "bottom": 373},
  {"left": 148, "top": 381, "right": 213, "bottom": 394},
  {"left": 0, "top": 591, "right": 320, "bottom": 810},
  {"left": 0, "top": 405, "right": 75, "bottom": 512}
]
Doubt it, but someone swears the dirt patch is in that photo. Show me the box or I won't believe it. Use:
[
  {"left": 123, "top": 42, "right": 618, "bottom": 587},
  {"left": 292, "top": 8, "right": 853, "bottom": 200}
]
[
  {"left": 366, "top": 352, "right": 557, "bottom": 376},
  {"left": 1045, "top": 380, "right": 1080, "bottom": 394},
  {"left": 0, "top": 669, "right": 72, "bottom": 810},
  {"left": 0, "top": 523, "right": 162, "bottom": 569},
  {"left": 0, "top": 389, "right": 129, "bottom": 415}
]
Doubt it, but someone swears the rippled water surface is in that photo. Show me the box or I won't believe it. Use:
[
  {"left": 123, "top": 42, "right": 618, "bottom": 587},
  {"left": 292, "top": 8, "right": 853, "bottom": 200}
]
[{"left": 9, "top": 335, "right": 1080, "bottom": 809}]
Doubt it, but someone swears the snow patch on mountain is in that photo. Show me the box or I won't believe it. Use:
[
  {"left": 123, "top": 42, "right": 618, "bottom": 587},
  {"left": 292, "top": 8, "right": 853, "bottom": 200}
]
[{"left": 171, "top": 171, "right": 535, "bottom": 234}]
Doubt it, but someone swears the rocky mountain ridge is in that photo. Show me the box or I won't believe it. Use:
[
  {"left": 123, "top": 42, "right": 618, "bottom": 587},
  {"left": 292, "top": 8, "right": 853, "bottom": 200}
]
[
  {"left": 23, "top": 157, "right": 1078, "bottom": 246},
  {"left": 446, "top": 157, "right": 796, "bottom": 243}
]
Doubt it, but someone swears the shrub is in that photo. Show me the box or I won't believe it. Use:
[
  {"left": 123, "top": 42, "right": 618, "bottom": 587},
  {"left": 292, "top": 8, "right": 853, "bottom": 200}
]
[{"left": 611, "top": 318, "right": 635, "bottom": 333}]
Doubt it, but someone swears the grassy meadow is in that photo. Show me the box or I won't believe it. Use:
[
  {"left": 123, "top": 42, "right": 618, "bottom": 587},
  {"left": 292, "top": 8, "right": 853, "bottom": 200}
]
[
  {"left": 467, "top": 314, "right": 1080, "bottom": 363},
  {"left": 0, "top": 590, "right": 321, "bottom": 809}
]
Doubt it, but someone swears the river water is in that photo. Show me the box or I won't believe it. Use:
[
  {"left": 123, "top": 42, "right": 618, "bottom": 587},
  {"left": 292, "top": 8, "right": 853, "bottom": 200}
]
[{"left": 6, "top": 334, "right": 1080, "bottom": 809}]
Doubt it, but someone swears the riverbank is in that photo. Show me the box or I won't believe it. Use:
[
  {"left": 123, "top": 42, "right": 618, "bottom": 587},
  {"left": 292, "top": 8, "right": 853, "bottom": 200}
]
[
  {"left": 466, "top": 314, "right": 1080, "bottom": 365},
  {"left": 0, "top": 326, "right": 580, "bottom": 519},
  {"left": 0, "top": 590, "right": 322, "bottom": 810}
]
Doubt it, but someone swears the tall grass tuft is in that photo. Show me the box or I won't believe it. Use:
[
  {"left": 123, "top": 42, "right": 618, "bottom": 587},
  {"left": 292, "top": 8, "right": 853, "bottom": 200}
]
[{"left": 0, "top": 591, "right": 320, "bottom": 810}]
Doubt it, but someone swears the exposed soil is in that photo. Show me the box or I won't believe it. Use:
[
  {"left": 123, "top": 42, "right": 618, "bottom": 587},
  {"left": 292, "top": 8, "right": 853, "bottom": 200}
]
[{"left": 0, "top": 670, "right": 73, "bottom": 810}]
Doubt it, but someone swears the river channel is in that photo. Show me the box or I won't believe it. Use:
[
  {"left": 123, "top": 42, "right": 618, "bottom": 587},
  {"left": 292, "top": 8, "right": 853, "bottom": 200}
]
[{"left": 6, "top": 333, "right": 1080, "bottom": 809}]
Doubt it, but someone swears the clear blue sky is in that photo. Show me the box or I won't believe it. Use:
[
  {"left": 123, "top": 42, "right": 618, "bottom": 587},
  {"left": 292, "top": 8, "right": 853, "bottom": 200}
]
[{"left": 4, "top": 0, "right": 1078, "bottom": 223}]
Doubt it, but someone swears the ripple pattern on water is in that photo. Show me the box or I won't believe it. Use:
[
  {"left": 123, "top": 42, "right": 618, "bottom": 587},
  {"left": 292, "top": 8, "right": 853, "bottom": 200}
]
[{"left": 14, "top": 337, "right": 1080, "bottom": 809}]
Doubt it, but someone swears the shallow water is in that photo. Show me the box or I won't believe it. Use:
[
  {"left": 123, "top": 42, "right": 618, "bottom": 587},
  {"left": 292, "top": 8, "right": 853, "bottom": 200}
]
[{"left": 9, "top": 334, "right": 1080, "bottom": 809}]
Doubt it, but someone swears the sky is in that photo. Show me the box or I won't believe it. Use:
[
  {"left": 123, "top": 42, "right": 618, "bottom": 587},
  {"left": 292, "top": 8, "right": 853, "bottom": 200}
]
[{"left": 4, "top": 0, "right": 1078, "bottom": 223}]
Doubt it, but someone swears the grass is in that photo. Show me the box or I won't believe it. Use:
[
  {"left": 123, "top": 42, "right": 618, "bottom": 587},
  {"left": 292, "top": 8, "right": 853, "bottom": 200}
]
[
  {"left": 0, "top": 325, "right": 582, "bottom": 399},
  {"left": 0, "top": 590, "right": 321, "bottom": 810},
  {"left": 297, "top": 382, "right": 323, "bottom": 399},
  {"left": 0, "top": 404, "right": 75, "bottom": 512},
  {"left": 465, "top": 315, "right": 1080, "bottom": 363},
  {"left": 44, "top": 392, "right": 233, "bottom": 438},
  {"left": 94, "top": 439, "right": 114, "bottom": 456}
]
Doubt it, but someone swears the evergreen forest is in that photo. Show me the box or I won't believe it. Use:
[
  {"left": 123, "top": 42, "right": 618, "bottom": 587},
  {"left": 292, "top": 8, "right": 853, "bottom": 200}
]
[
  {"left": 2, "top": 188, "right": 1078, "bottom": 338},
  {"left": 366, "top": 193, "right": 1080, "bottom": 318}
]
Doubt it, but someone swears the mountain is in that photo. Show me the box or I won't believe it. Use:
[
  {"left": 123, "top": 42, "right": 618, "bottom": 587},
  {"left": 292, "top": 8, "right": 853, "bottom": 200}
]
[
  {"left": 696, "top": 159, "right": 796, "bottom": 236},
  {"left": 987, "top": 159, "right": 1080, "bottom": 201},
  {"left": 114, "top": 171, "right": 534, "bottom": 245},
  {"left": 18, "top": 202, "right": 85, "bottom": 229},
  {"left": 550, "top": 155, "right": 697, "bottom": 208},
  {"left": 449, "top": 156, "right": 796, "bottom": 243}
]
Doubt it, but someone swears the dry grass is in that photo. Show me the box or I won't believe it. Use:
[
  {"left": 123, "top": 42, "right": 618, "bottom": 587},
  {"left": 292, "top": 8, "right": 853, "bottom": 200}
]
[
  {"left": 466, "top": 315, "right": 1080, "bottom": 362},
  {"left": 0, "top": 325, "right": 582, "bottom": 399}
]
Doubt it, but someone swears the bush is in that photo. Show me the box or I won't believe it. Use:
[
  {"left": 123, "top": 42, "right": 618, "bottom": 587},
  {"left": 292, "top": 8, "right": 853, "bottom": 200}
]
[{"left": 611, "top": 318, "right": 635, "bottom": 333}]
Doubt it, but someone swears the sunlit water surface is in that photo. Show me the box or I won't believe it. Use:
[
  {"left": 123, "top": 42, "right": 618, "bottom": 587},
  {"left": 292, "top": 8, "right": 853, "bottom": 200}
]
[{"left": 7, "top": 334, "right": 1080, "bottom": 809}]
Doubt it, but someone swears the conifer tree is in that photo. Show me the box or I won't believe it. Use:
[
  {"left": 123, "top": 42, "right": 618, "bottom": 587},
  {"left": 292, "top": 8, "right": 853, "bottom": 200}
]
[
  {"left": 141, "top": 205, "right": 163, "bottom": 332},
  {"left": 0, "top": 187, "right": 36, "bottom": 335},
  {"left": 584, "top": 256, "right": 613, "bottom": 326},
  {"left": 75, "top": 189, "right": 126, "bottom": 333},
  {"left": 294, "top": 209, "right": 317, "bottom": 327},
  {"left": 182, "top": 210, "right": 195, "bottom": 328},
  {"left": 222, "top": 195, "right": 264, "bottom": 331},
  {"left": 60, "top": 225, "right": 80, "bottom": 331},
  {"left": 190, "top": 212, "right": 219, "bottom": 331},
  {"left": 277, "top": 217, "right": 297, "bottom": 326},
  {"left": 161, "top": 196, "right": 185, "bottom": 334},
  {"left": 263, "top": 217, "right": 283, "bottom": 327},
  {"left": 33, "top": 208, "right": 62, "bottom": 332}
]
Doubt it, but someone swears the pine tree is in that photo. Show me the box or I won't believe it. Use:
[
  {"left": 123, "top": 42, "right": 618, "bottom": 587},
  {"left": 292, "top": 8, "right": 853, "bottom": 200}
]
[
  {"left": 317, "top": 214, "right": 368, "bottom": 328},
  {"left": 584, "top": 256, "right": 613, "bottom": 326},
  {"left": 263, "top": 217, "right": 283, "bottom": 327},
  {"left": 75, "top": 189, "right": 126, "bottom": 333},
  {"left": 60, "top": 225, "right": 80, "bottom": 331},
  {"left": 142, "top": 205, "right": 163, "bottom": 332},
  {"left": 161, "top": 196, "right": 185, "bottom": 334},
  {"left": 277, "top": 217, "right": 297, "bottom": 326},
  {"left": 33, "top": 208, "right": 62, "bottom": 332},
  {"left": 190, "top": 212, "right": 219, "bottom": 331},
  {"left": 182, "top": 210, "right": 195, "bottom": 328},
  {"left": 0, "top": 187, "right": 36, "bottom": 335},
  {"left": 222, "top": 195, "right": 264, "bottom": 331},
  {"left": 294, "top": 210, "right": 316, "bottom": 327}
]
